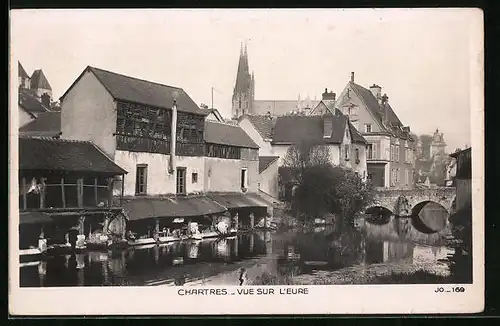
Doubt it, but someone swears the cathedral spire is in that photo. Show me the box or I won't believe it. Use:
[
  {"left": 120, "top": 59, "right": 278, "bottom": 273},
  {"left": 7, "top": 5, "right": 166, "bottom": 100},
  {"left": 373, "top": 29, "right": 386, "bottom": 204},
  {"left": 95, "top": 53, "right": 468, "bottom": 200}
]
[{"left": 232, "top": 43, "right": 254, "bottom": 119}]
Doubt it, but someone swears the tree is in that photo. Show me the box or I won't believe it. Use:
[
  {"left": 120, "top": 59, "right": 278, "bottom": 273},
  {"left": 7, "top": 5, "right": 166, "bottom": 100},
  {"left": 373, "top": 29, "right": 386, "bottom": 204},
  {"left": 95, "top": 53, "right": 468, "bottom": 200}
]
[
  {"left": 282, "top": 140, "right": 332, "bottom": 179},
  {"left": 419, "top": 134, "right": 433, "bottom": 158},
  {"left": 279, "top": 140, "right": 332, "bottom": 204},
  {"left": 294, "top": 164, "right": 374, "bottom": 230}
]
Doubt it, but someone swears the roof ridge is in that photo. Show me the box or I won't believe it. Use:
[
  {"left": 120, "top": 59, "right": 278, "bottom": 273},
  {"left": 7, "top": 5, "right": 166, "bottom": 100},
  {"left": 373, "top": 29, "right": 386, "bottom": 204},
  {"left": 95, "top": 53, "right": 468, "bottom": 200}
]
[
  {"left": 89, "top": 66, "right": 184, "bottom": 91},
  {"left": 206, "top": 120, "right": 242, "bottom": 128},
  {"left": 20, "top": 136, "right": 91, "bottom": 144}
]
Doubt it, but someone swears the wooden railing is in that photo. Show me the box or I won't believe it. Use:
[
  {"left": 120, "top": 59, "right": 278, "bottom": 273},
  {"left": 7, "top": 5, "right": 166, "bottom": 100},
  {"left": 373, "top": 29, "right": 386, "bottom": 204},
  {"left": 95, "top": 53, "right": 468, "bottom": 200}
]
[
  {"left": 116, "top": 134, "right": 204, "bottom": 157},
  {"left": 116, "top": 134, "right": 171, "bottom": 155}
]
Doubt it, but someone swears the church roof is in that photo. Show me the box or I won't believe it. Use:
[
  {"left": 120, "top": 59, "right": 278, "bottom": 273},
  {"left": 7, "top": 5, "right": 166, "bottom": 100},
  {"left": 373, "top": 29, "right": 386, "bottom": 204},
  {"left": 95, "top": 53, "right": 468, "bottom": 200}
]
[
  {"left": 18, "top": 62, "right": 29, "bottom": 79},
  {"left": 30, "top": 69, "right": 52, "bottom": 91},
  {"left": 233, "top": 45, "right": 252, "bottom": 96},
  {"left": 252, "top": 100, "right": 320, "bottom": 117}
]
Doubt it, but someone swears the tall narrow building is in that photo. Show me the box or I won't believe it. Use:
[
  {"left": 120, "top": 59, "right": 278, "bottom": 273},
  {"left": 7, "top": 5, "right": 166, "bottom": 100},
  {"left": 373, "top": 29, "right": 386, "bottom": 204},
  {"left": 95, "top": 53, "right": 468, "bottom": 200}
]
[{"left": 232, "top": 43, "right": 254, "bottom": 119}]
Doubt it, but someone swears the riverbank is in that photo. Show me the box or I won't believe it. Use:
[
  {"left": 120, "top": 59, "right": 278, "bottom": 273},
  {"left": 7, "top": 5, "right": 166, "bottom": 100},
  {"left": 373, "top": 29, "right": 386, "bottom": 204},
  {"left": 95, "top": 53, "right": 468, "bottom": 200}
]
[{"left": 289, "top": 260, "right": 451, "bottom": 285}]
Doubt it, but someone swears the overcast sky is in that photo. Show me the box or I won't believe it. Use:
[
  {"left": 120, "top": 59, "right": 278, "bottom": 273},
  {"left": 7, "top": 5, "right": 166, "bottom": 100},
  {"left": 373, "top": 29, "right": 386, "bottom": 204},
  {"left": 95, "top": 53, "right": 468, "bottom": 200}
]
[{"left": 11, "top": 9, "right": 481, "bottom": 151}]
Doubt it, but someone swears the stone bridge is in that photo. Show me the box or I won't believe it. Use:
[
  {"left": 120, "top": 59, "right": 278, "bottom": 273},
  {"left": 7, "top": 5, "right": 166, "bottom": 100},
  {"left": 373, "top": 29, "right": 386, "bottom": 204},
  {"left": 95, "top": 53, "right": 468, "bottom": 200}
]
[{"left": 366, "top": 187, "right": 456, "bottom": 217}]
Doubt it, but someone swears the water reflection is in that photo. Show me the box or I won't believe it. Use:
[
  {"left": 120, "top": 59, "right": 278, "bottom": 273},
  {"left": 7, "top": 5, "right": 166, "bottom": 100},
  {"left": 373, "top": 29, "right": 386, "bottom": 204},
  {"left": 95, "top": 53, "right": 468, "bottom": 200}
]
[{"left": 20, "top": 215, "right": 459, "bottom": 287}]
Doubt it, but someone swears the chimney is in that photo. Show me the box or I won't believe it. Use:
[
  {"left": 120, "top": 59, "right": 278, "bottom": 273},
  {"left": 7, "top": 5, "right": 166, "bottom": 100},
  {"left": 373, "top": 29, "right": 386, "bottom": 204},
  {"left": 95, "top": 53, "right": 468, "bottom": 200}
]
[
  {"left": 381, "top": 93, "right": 389, "bottom": 125},
  {"left": 323, "top": 116, "right": 333, "bottom": 138},
  {"left": 169, "top": 93, "right": 178, "bottom": 174},
  {"left": 369, "top": 84, "right": 382, "bottom": 100},
  {"left": 322, "top": 88, "right": 336, "bottom": 101},
  {"left": 41, "top": 93, "right": 50, "bottom": 108},
  {"left": 350, "top": 72, "right": 355, "bottom": 83}
]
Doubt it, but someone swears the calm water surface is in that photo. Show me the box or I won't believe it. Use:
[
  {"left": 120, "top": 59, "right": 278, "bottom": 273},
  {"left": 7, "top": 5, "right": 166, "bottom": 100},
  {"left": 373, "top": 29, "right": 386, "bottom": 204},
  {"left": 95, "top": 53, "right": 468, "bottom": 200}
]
[{"left": 20, "top": 215, "right": 460, "bottom": 287}]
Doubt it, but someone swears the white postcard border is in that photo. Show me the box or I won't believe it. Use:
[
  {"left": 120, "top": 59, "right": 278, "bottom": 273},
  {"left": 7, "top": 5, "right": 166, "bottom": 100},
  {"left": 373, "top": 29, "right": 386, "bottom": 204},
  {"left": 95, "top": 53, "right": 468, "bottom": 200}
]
[{"left": 8, "top": 8, "right": 484, "bottom": 315}]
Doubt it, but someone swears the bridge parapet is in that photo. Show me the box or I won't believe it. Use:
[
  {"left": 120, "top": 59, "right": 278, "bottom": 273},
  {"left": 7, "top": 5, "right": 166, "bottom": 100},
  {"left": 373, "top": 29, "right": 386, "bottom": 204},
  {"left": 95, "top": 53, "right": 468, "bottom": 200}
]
[{"left": 369, "top": 187, "right": 456, "bottom": 216}]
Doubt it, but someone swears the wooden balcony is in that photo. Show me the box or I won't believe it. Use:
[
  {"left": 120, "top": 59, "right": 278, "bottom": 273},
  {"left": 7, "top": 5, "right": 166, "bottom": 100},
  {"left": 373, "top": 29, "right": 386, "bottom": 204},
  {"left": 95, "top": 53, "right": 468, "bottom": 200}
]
[
  {"left": 115, "top": 134, "right": 204, "bottom": 157},
  {"left": 116, "top": 134, "right": 171, "bottom": 155}
]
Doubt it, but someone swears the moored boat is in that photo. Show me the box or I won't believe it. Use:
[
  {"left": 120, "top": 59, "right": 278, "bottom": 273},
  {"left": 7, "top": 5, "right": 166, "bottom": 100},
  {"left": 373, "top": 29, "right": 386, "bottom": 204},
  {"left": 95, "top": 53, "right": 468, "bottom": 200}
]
[
  {"left": 158, "top": 235, "right": 180, "bottom": 243},
  {"left": 127, "top": 237, "right": 157, "bottom": 247},
  {"left": 19, "top": 248, "right": 43, "bottom": 258}
]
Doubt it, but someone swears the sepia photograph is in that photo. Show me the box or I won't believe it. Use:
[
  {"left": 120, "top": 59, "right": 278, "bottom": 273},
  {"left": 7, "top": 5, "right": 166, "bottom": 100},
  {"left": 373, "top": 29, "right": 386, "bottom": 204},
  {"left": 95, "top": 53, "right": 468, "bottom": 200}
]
[{"left": 9, "top": 8, "right": 484, "bottom": 315}]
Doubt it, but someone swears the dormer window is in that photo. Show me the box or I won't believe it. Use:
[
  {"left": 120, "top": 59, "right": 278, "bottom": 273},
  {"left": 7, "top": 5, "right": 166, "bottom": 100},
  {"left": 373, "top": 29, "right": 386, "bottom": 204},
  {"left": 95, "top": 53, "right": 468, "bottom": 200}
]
[
  {"left": 364, "top": 124, "right": 372, "bottom": 133},
  {"left": 323, "top": 119, "right": 332, "bottom": 138}
]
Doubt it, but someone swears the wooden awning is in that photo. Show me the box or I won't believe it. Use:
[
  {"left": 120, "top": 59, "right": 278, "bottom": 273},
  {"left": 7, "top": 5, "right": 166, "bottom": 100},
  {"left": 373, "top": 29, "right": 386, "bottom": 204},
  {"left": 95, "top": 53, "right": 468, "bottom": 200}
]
[
  {"left": 208, "top": 193, "right": 272, "bottom": 209},
  {"left": 19, "top": 211, "right": 53, "bottom": 225},
  {"left": 122, "top": 196, "right": 227, "bottom": 221}
]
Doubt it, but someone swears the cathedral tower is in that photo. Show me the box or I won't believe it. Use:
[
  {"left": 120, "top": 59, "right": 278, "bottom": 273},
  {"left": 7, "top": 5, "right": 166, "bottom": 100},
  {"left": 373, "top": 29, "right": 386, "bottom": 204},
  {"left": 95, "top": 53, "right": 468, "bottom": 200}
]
[
  {"left": 430, "top": 128, "right": 447, "bottom": 156},
  {"left": 232, "top": 42, "right": 254, "bottom": 119}
]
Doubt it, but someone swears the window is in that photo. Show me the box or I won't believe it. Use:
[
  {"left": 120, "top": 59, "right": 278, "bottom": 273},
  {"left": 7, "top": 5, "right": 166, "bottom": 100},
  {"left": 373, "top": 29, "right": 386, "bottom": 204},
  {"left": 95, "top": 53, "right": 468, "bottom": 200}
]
[
  {"left": 355, "top": 148, "right": 360, "bottom": 162},
  {"left": 344, "top": 144, "right": 350, "bottom": 161},
  {"left": 345, "top": 127, "right": 349, "bottom": 139},
  {"left": 135, "top": 165, "right": 148, "bottom": 195},
  {"left": 364, "top": 124, "right": 372, "bottom": 133},
  {"left": 176, "top": 167, "right": 186, "bottom": 194},
  {"left": 395, "top": 146, "right": 400, "bottom": 162},
  {"left": 192, "top": 172, "right": 198, "bottom": 184},
  {"left": 367, "top": 144, "right": 373, "bottom": 159},
  {"left": 390, "top": 145, "right": 393, "bottom": 161},
  {"left": 240, "top": 168, "right": 248, "bottom": 189}
]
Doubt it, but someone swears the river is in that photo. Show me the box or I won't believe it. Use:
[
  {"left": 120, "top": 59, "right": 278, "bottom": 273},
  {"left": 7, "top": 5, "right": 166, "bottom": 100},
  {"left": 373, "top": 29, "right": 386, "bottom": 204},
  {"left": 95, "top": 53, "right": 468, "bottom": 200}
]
[{"left": 20, "top": 212, "right": 470, "bottom": 287}]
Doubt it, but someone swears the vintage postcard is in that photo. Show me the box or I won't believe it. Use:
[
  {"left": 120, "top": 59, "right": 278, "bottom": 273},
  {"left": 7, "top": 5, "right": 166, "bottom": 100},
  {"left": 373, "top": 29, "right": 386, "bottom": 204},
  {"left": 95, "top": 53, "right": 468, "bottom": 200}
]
[{"left": 9, "top": 8, "right": 484, "bottom": 315}]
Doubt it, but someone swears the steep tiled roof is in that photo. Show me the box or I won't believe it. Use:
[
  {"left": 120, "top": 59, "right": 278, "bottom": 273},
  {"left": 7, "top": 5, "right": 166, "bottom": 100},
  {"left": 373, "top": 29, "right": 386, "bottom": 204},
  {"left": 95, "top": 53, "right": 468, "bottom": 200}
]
[
  {"left": 259, "top": 156, "right": 279, "bottom": 173},
  {"left": 18, "top": 62, "right": 29, "bottom": 79},
  {"left": 19, "top": 137, "right": 127, "bottom": 174},
  {"left": 272, "top": 114, "right": 366, "bottom": 145},
  {"left": 19, "top": 88, "right": 49, "bottom": 114},
  {"left": 349, "top": 82, "right": 408, "bottom": 138},
  {"left": 348, "top": 120, "right": 368, "bottom": 144},
  {"left": 19, "top": 111, "right": 61, "bottom": 137},
  {"left": 204, "top": 120, "right": 259, "bottom": 149},
  {"left": 30, "top": 69, "right": 52, "bottom": 90},
  {"left": 61, "top": 66, "right": 205, "bottom": 115},
  {"left": 241, "top": 114, "right": 276, "bottom": 139}
]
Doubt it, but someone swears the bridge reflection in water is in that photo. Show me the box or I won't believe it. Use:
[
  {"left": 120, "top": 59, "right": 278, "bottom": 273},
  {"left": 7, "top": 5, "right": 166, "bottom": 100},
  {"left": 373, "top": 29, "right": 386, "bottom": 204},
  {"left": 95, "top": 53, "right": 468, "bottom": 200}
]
[{"left": 21, "top": 210, "right": 457, "bottom": 287}]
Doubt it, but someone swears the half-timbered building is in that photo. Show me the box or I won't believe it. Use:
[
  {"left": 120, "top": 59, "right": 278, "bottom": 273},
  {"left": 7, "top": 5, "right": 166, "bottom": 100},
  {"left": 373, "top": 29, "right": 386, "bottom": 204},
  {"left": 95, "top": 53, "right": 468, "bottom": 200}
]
[{"left": 58, "top": 66, "right": 270, "bottom": 244}]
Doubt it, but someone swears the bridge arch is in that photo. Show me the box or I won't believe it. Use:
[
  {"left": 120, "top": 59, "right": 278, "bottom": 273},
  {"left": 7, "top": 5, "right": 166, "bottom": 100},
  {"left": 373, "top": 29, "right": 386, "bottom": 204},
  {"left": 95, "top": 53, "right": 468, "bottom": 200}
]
[
  {"left": 411, "top": 201, "right": 449, "bottom": 233},
  {"left": 364, "top": 206, "right": 392, "bottom": 225}
]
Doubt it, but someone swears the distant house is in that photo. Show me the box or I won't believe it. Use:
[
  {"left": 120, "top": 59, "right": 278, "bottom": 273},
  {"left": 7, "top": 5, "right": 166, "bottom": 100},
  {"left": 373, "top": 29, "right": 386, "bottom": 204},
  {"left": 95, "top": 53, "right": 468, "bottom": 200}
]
[
  {"left": 334, "top": 72, "right": 415, "bottom": 188},
  {"left": 308, "top": 88, "right": 337, "bottom": 116},
  {"left": 239, "top": 111, "right": 368, "bottom": 180},
  {"left": 449, "top": 147, "right": 471, "bottom": 212},
  {"left": 272, "top": 113, "right": 368, "bottom": 178},
  {"left": 18, "top": 62, "right": 54, "bottom": 127}
]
